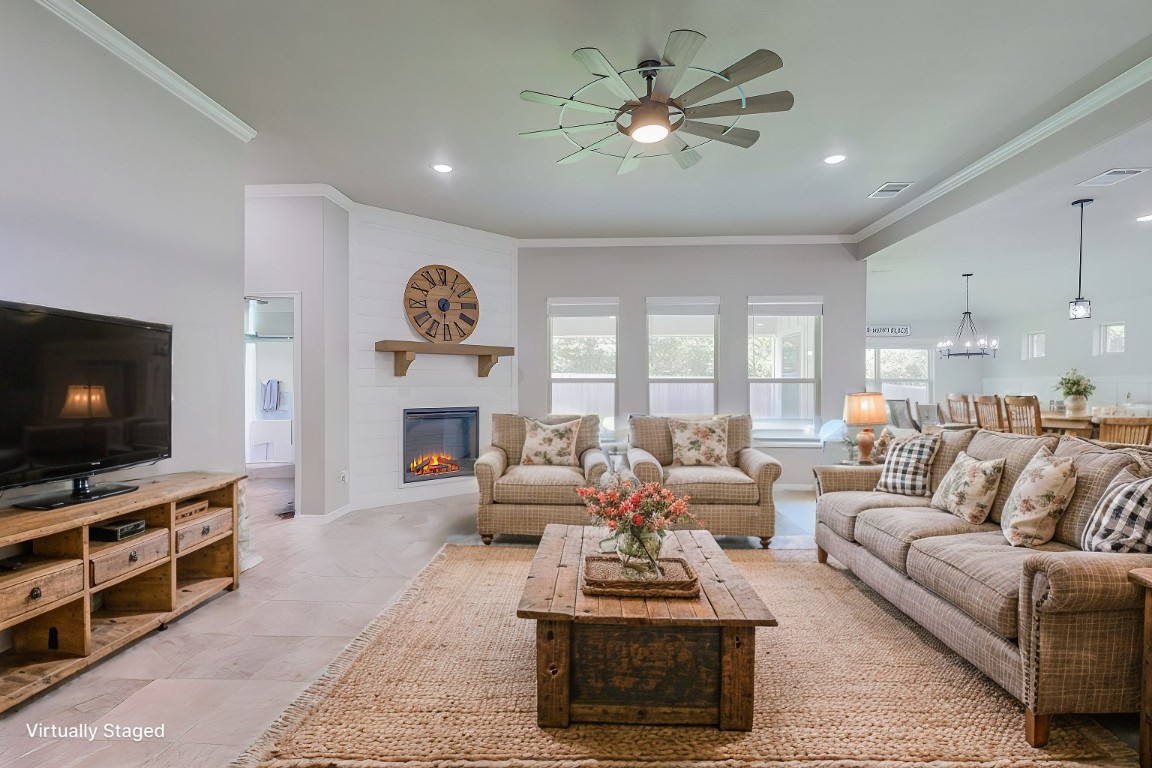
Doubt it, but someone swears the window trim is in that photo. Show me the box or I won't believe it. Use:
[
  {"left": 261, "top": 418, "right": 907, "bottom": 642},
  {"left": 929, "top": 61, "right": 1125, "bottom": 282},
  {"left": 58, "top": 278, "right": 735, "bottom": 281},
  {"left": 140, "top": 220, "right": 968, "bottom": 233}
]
[
  {"left": 1096, "top": 321, "right": 1126, "bottom": 356},
  {"left": 1021, "top": 331, "right": 1046, "bottom": 360}
]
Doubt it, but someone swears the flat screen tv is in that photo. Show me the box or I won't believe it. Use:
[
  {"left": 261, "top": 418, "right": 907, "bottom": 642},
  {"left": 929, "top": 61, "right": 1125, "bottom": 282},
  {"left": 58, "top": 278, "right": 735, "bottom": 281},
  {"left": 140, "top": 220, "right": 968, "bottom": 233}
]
[{"left": 0, "top": 300, "right": 172, "bottom": 509}]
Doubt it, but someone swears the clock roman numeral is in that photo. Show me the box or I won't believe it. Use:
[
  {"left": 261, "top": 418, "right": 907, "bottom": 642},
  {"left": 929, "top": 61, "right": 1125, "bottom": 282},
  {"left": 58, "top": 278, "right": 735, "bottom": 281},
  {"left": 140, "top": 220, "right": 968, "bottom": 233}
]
[
  {"left": 420, "top": 270, "right": 436, "bottom": 288},
  {"left": 435, "top": 268, "right": 448, "bottom": 285},
  {"left": 458, "top": 313, "right": 476, "bottom": 326},
  {"left": 409, "top": 283, "right": 430, "bottom": 297},
  {"left": 441, "top": 323, "right": 452, "bottom": 342},
  {"left": 459, "top": 302, "right": 477, "bottom": 310},
  {"left": 425, "top": 319, "right": 440, "bottom": 338},
  {"left": 412, "top": 311, "right": 431, "bottom": 326},
  {"left": 407, "top": 298, "right": 427, "bottom": 309},
  {"left": 449, "top": 273, "right": 461, "bottom": 292},
  {"left": 456, "top": 287, "right": 473, "bottom": 298},
  {"left": 454, "top": 321, "right": 467, "bottom": 337}
]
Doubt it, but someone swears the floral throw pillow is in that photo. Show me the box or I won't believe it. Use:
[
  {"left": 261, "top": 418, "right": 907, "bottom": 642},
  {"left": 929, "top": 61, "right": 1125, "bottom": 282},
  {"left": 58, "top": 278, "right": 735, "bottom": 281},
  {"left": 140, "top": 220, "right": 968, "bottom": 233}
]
[
  {"left": 930, "top": 451, "right": 1006, "bottom": 524},
  {"left": 1001, "top": 447, "right": 1078, "bottom": 547},
  {"left": 668, "top": 417, "right": 730, "bottom": 467},
  {"left": 520, "top": 417, "right": 581, "bottom": 466}
]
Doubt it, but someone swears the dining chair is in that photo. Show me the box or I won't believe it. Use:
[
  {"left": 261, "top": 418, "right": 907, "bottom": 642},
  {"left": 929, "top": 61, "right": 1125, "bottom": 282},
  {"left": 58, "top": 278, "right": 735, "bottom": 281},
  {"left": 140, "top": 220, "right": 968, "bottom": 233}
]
[
  {"left": 946, "top": 393, "right": 973, "bottom": 424},
  {"left": 1097, "top": 417, "right": 1152, "bottom": 445},
  {"left": 973, "top": 395, "right": 1007, "bottom": 431},
  {"left": 886, "top": 398, "right": 921, "bottom": 431},
  {"left": 1004, "top": 395, "right": 1043, "bottom": 436},
  {"left": 916, "top": 403, "right": 940, "bottom": 427}
]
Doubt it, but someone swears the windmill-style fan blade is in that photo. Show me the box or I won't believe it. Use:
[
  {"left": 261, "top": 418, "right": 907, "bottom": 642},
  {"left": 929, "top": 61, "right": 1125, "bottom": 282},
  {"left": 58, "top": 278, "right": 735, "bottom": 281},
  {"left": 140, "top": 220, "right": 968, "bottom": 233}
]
[
  {"left": 667, "top": 133, "right": 702, "bottom": 169},
  {"left": 684, "top": 91, "right": 794, "bottom": 119},
  {"left": 520, "top": 90, "right": 619, "bottom": 116},
  {"left": 652, "top": 29, "right": 706, "bottom": 103},
  {"left": 557, "top": 132, "right": 623, "bottom": 164},
  {"left": 520, "top": 122, "right": 615, "bottom": 138},
  {"left": 617, "top": 142, "right": 644, "bottom": 175},
  {"left": 679, "top": 121, "right": 760, "bottom": 148},
  {"left": 572, "top": 48, "right": 638, "bottom": 102},
  {"left": 676, "top": 49, "right": 783, "bottom": 107}
]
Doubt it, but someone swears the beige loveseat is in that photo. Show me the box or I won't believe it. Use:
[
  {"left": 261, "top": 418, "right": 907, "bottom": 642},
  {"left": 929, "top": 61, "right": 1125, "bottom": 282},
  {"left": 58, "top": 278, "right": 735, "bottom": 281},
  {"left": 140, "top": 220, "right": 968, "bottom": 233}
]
[
  {"left": 814, "top": 429, "right": 1152, "bottom": 746},
  {"left": 627, "top": 415, "right": 782, "bottom": 547},
  {"left": 475, "top": 414, "right": 608, "bottom": 544}
]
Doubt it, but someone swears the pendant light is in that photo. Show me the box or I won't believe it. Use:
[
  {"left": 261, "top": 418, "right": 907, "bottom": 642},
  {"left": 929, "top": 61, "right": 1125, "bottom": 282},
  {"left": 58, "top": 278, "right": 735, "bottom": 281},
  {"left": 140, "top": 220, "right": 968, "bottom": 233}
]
[
  {"left": 937, "top": 273, "right": 998, "bottom": 358},
  {"left": 1068, "top": 198, "right": 1093, "bottom": 320}
]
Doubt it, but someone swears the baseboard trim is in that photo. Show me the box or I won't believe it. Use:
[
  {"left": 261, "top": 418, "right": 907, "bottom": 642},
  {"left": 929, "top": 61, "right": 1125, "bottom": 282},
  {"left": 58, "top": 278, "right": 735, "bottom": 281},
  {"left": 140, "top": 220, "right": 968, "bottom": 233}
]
[
  {"left": 293, "top": 503, "right": 355, "bottom": 525},
  {"left": 777, "top": 483, "right": 816, "bottom": 492}
]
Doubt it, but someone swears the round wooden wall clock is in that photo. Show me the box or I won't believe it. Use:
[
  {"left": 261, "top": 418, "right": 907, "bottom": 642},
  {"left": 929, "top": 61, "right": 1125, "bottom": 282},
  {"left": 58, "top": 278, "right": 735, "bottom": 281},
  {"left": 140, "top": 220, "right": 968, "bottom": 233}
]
[{"left": 403, "top": 264, "right": 479, "bottom": 344}]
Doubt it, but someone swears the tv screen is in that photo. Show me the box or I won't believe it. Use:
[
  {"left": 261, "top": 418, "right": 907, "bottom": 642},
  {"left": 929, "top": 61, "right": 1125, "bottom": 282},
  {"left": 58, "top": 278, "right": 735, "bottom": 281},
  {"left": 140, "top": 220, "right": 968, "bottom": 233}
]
[{"left": 0, "top": 300, "right": 172, "bottom": 497}]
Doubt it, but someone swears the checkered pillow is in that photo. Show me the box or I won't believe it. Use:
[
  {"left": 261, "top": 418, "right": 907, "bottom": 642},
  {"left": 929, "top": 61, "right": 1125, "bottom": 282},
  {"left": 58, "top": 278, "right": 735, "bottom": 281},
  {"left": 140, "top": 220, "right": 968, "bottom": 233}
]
[
  {"left": 875, "top": 433, "right": 940, "bottom": 497},
  {"left": 1082, "top": 467, "right": 1152, "bottom": 553}
]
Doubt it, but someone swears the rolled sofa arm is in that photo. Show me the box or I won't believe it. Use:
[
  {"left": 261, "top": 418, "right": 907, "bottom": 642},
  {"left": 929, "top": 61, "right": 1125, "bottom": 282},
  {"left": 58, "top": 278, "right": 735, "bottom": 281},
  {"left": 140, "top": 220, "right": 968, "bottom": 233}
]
[
  {"left": 582, "top": 447, "right": 609, "bottom": 485},
  {"left": 1022, "top": 551, "right": 1152, "bottom": 614},
  {"left": 474, "top": 446, "right": 507, "bottom": 505},
  {"left": 812, "top": 464, "right": 883, "bottom": 496},
  {"left": 737, "top": 448, "right": 782, "bottom": 487},
  {"left": 628, "top": 447, "right": 663, "bottom": 484}
]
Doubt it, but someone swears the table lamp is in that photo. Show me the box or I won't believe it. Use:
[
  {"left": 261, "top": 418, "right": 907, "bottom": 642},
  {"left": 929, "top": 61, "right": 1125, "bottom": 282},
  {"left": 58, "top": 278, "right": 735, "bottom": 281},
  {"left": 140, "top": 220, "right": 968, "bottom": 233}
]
[
  {"left": 59, "top": 385, "right": 111, "bottom": 419},
  {"left": 844, "top": 392, "right": 887, "bottom": 464}
]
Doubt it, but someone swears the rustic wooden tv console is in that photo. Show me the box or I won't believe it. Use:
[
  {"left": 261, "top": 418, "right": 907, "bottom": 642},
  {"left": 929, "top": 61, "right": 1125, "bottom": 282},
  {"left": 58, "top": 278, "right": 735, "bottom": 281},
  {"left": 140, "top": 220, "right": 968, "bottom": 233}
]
[{"left": 0, "top": 472, "right": 242, "bottom": 712}]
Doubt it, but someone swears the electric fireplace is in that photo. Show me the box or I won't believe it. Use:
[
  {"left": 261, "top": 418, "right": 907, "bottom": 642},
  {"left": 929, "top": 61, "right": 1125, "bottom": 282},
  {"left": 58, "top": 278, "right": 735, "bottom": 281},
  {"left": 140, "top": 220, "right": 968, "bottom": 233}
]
[{"left": 402, "top": 407, "right": 479, "bottom": 484}]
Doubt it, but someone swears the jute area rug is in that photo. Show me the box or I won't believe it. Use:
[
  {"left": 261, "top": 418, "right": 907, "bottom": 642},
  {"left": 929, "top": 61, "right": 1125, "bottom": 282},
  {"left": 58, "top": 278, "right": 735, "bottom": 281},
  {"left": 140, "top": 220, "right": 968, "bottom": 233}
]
[{"left": 233, "top": 545, "right": 1136, "bottom": 768}]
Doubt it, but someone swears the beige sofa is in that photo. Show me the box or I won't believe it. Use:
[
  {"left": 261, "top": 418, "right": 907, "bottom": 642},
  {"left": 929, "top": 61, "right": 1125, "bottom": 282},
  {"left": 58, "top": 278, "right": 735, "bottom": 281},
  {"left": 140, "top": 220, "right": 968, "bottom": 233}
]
[
  {"left": 627, "top": 415, "right": 782, "bottom": 547},
  {"left": 475, "top": 413, "right": 608, "bottom": 544},
  {"left": 814, "top": 428, "right": 1152, "bottom": 746}
]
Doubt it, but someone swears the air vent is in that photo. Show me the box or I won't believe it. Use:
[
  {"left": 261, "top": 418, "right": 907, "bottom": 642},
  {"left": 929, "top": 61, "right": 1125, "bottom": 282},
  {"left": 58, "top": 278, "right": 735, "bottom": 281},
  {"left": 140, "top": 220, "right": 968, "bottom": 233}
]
[
  {"left": 868, "top": 182, "right": 914, "bottom": 199},
  {"left": 1078, "top": 168, "right": 1149, "bottom": 186}
]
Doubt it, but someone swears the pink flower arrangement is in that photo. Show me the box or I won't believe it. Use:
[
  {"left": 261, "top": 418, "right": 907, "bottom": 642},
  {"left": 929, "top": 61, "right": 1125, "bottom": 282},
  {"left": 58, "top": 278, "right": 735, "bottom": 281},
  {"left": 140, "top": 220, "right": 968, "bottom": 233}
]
[{"left": 576, "top": 476, "right": 694, "bottom": 536}]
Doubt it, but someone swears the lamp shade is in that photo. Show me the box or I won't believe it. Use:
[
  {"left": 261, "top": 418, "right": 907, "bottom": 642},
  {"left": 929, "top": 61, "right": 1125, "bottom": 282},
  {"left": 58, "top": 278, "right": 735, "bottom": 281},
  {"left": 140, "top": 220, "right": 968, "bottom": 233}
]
[
  {"left": 59, "top": 385, "right": 111, "bottom": 419},
  {"left": 844, "top": 392, "right": 886, "bottom": 427}
]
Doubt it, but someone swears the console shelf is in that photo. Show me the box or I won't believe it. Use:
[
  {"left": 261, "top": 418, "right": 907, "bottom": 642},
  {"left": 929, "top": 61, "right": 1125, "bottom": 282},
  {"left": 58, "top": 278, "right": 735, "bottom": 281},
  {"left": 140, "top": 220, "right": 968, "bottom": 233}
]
[
  {"left": 374, "top": 340, "right": 515, "bottom": 377},
  {"left": 0, "top": 472, "right": 242, "bottom": 713}
]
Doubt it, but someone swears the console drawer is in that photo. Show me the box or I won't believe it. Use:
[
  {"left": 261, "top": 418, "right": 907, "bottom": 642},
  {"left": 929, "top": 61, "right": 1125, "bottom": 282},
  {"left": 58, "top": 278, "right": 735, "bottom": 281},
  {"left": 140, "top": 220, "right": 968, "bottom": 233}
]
[
  {"left": 0, "top": 558, "right": 85, "bottom": 623},
  {"left": 89, "top": 529, "right": 170, "bottom": 587},
  {"left": 175, "top": 508, "right": 233, "bottom": 553}
]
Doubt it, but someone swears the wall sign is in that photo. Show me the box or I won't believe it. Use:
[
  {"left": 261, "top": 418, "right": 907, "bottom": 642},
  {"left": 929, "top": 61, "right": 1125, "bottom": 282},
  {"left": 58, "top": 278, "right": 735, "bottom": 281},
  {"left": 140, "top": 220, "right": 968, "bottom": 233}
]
[{"left": 866, "top": 325, "right": 911, "bottom": 336}]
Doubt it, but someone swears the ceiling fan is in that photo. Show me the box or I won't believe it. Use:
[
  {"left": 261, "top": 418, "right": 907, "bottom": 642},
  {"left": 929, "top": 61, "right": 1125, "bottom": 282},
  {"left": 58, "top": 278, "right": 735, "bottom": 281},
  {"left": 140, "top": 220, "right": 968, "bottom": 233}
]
[{"left": 519, "top": 29, "right": 794, "bottom": 174}]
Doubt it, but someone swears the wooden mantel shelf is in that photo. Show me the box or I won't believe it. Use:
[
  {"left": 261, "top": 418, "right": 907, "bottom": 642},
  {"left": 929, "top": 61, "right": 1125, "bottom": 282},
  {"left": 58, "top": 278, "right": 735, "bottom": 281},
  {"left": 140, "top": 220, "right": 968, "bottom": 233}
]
[{"left": 375, "top": 340, "right": 515, "bottom": 377}]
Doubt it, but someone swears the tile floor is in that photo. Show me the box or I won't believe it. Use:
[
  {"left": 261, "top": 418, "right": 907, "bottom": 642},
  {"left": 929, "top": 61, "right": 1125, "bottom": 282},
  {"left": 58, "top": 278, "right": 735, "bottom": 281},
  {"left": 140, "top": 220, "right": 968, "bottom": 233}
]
[{"left": 0, "top": 480, "right": 1136, "bottom": 766}]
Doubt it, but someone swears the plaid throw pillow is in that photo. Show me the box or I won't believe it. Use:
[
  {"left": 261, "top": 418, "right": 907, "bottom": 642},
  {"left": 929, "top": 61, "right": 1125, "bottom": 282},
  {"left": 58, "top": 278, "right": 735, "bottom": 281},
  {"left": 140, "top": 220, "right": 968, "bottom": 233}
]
[
  {"left": 875, "top": 433, "right": 940, "bottom": 497},
  {"left": 1082, "top": 468, "right": 1152, "bottom": 553}
]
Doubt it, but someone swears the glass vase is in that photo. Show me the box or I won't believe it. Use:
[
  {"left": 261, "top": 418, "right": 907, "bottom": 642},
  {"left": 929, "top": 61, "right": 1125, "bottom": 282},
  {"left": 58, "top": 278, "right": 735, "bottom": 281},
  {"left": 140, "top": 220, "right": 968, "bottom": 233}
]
[
  {"left": 1064, "top": 395, "right": 1088, "bottom": 417},
  {"left": 614, "top": 528, "right": 664, "bottom": 580}
]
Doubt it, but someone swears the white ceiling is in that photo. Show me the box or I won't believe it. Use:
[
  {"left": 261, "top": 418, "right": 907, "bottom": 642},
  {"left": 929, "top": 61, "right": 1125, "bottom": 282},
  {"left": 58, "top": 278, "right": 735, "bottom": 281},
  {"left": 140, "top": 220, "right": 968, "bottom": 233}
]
[{"left": 79, "top": 0, "right": 1152, "bottom": 241}]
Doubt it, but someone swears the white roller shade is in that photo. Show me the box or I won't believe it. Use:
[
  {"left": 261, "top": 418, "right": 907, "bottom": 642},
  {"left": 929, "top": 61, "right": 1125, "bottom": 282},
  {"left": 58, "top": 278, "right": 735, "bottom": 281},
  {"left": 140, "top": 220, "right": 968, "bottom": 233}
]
[
  {"left": 747, "top": 295, "right": 823, "bottom": 316},
  {"left": 547, "top": 297, "right": 619, "bottom": 317},
  {"left": 646, "top": 296, "right": 721, "bottom": 316}
]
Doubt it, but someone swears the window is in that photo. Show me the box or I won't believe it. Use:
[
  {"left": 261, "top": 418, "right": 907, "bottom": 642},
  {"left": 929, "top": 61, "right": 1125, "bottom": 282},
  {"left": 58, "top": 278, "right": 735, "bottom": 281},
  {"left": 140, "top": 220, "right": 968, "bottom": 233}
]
[
  {"left": 748, "top": 298, "right": 822, "bottom": 442},
  {"left": 865, "top": 347, "right": 931, "bottom": 405},
  {"left": 1022, "top": 331, "right": 1046, "bottom": 360},
  {"left": 548, "top": 298, "right": 617, "bottom": 431},
  {"left": 1096, "top": 322, "right": 1125, "bottom": 355},
  {"left": 647, "top": 297, "right": 718, "bottom": 415}
]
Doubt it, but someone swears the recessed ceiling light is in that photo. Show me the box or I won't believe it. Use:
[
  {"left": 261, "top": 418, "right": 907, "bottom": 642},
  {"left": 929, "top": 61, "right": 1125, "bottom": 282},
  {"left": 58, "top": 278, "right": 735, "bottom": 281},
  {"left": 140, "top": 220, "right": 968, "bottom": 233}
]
[
  {"left": 823, "top": 154, "right": 846, "bottom": 165},
  {"left": 1138, "top": 213, "right": 1152, "bottom": 222},
  {"left": 431, "top": 164, "right": 453, "bottom": 173}
]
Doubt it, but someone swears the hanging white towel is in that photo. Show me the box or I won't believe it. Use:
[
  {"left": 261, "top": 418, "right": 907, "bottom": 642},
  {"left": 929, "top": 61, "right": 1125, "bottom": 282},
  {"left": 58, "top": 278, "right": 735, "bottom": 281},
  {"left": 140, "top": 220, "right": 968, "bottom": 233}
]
[{"left": 262, "top": 379, "right": 281, "bottom": 411}]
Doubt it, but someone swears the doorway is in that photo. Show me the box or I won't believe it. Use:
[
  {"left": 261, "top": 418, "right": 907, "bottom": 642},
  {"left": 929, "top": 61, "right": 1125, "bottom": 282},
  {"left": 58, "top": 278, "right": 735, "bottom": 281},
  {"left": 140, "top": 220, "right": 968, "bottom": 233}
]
[{"left": 244, "top": 294, "right": 301, "bottom": 516}]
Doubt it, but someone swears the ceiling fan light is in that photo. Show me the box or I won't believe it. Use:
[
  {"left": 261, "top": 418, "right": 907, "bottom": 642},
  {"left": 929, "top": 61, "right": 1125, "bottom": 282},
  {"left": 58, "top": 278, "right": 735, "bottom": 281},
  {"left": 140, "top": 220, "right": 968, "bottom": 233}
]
[
  {"left": 631, "top": 124, "right": 669, "bottom": 143},
  {"left": 629, "top": 100, "right": 672, "bottom": 144}
]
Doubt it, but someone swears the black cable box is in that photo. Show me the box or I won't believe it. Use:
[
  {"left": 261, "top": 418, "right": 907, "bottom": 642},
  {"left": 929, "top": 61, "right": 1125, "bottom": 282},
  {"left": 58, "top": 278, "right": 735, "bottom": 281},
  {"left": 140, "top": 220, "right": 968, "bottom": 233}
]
[{"left": 90, "top": 518, "right": 147, "bottom": 542}]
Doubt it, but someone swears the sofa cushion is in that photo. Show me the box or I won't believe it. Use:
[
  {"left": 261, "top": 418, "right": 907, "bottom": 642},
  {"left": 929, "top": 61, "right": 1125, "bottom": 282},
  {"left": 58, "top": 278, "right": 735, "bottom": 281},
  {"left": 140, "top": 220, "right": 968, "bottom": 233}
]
[
  {"left": 816, "top": 491, "right": 933, "bottom": 542},
  {"left": 907, "top": 531, "right": 1076, "bottom": 640},
  {"left": 493, "top": 414, "right": 599, "bottom": 464},
  {"left": 930, "top": 451, "right": 1006, "bottom": 524},
  {"left": 492, "top": 465, "right": 585, "bottom": 505},
  {"left": 1053, "top": 437, "right": 1140, "bottom": 547},
  {"left": 662, "top": 465, "right": 758, "bottom": 504},
  {"left": 1000, "top": 447, "right": 1077, "bottom": 547},
  {"left": 1082, "top": 467, "right": 1152, "bottom": 553},
  {"left": 855, "top": 507, "right": 999, "bottom": 574},
  {"left": 929, "top": 428, "right": 978, "bottom": 493},
  {"left": 520, "top": 417, "right": 581, "bottom": 466},
  {"left": 965, "top": 431, "right": 1059, "bottom": 523},
  {"left": 630, "top": 415, "right": 751, "bottom": 467},
  {"left": 875, "top": 433, "right": 939, "bottom": 497},
  {"left": 669, "top": 417, "right": 730, "bottom": 467}
]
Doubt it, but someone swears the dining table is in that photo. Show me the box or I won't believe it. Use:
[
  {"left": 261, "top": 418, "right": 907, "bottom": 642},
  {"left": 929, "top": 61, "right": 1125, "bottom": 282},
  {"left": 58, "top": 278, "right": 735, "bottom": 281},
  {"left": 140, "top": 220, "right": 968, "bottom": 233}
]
[{"left": 926, "top": 414, "right": 1095, "bottom": 438}]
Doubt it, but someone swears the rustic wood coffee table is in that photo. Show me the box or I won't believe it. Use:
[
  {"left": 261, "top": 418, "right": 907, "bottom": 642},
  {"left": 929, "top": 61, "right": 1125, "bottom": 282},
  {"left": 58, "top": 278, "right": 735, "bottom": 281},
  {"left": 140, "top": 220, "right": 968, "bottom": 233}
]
[{"left": 516, "top": 524, "right": 776, "bottom": 730}]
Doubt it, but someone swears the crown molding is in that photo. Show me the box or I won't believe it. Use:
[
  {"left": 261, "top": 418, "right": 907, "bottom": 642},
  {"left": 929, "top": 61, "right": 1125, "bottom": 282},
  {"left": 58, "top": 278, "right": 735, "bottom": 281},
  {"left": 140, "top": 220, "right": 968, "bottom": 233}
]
[
  {"left": 35, "top": 0, "right": 256, "bottom": 142},
  {"left": 245, "top": 183, "right": 356, "bottom": 211},
  {"left": 854, "top": 54, "right": 1152, "bottom": 242},
  {"left": 516, "top": 235, "right": 857, "bottom": 249}
]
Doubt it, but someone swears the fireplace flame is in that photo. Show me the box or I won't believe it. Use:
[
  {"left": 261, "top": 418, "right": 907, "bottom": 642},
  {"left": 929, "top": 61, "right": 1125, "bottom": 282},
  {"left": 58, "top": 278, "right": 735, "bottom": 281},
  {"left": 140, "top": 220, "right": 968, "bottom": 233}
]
[{"left": 408, "top": 452, "right": 460, "bottom": 476}]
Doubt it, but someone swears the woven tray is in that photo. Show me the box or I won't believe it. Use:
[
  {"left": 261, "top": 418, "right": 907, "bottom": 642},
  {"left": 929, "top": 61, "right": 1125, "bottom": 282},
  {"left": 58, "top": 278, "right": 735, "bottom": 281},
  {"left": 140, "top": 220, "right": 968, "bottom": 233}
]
[{"left": 581, "top": 555, "right": 700, "bottom": 598}]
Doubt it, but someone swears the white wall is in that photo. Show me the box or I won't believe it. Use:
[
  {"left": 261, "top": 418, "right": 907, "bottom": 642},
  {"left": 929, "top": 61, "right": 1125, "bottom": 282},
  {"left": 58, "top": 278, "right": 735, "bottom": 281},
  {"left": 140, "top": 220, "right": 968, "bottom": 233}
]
[
  {"left": 350, "top": 207, "right": 517, "bottom": 507},
  {"left": 245, "top": 193, "right": 351, "bottom": 516},
  {"left": 517, "top": 243, "right": 866, "bottom": 485},
  {"left": 0, "top": 1, "right": 246, "bottom": 500}
]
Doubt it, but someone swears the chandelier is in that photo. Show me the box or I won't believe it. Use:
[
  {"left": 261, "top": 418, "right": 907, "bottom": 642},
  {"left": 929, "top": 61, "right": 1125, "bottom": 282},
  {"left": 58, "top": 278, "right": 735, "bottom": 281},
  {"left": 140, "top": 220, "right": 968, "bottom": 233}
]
[{"left": 937, "top": 273, "right": 998, "bottom": 359}]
